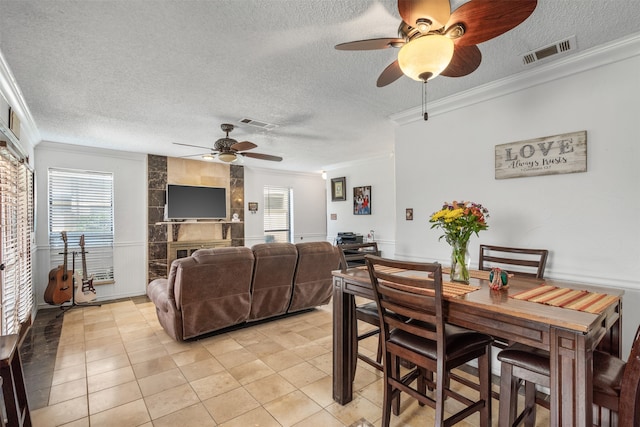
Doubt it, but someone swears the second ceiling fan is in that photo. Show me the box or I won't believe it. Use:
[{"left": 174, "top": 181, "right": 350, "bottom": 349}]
[
  {"left": 175, "top": 123, "right": 283, "bottom": 163},
  {"left": 336, "top": 0, "right": 538, "bottom": 87}
]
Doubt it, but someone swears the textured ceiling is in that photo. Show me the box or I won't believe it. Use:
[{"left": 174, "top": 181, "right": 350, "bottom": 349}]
[{"left": 1, "top": 0, "right": 640, "bottom": 173}]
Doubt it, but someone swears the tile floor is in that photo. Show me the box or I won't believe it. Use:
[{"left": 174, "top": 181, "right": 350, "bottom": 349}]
[{"left": 19, "top": 296, "right": 550, "bottom": 426}]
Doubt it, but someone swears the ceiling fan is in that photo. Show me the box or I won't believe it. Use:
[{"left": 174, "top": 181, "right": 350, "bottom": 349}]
[
  {"left": 174, "top": 123, "right": 283, "bottom": 163},
  {"left": 335, "top": 0, "right": 538, "bottom": 87}
]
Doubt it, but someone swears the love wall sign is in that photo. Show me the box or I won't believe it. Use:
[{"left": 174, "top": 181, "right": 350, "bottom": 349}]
[{"left": 495, "top": 131, "right": 587, "bottom": 179}]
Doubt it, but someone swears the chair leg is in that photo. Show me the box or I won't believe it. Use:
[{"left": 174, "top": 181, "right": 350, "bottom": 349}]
[
  {"left": 382, "top": 355, "right": 394, "bottom": 427},
  {"left": 479, "top": 348, "right": 492, "bottom": 427},
  {"left": 435, "top": 366, "right": 446, "bottom": 426},
  {"left": 524, "top": 381, "right": 537, "bottom": 427},
  {"left": 392, "top": 355, "right": 401, "bottom": 416},
  {"left": 499, "top": 361, "right": 518, "bottom": 427}
]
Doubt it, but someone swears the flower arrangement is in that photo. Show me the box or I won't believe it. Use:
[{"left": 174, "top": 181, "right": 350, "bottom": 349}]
[{"left": 430, "top": 201, "right": 489, "bottom": 283}]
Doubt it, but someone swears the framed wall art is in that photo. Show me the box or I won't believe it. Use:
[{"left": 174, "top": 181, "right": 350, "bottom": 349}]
[
  {"left": 331, "top": 177, "right": 346, "bottom": 201},
  {"left": 353, "top": 186, "right": 371, "bottom": 215},
  {"left": 406, "top": 208, "right": 413, "bottom": 220}
]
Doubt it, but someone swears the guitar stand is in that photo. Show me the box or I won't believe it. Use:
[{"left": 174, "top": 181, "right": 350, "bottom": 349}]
[{"left": 57, "top": 251, "right": 101, "bottom": 317}]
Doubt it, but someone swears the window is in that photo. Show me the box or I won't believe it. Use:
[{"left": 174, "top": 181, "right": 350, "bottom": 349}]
[
  {"left": 0, "top": 148, "right": 34, "bottom": 335},
  {"left": 48, "top": 168, "right": 114, "bottom": 284},
  {"left": 263, "top": 185, "right": 292, "bottom": 243}
]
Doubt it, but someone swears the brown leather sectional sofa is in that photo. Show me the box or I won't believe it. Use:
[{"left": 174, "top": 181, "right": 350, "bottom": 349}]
[{"left": 147, "top": 241, "right": 341, "bottom": 341}]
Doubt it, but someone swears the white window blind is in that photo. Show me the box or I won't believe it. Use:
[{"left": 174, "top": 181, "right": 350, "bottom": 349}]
[
  {"left": 0, "top": 149, "right": 34, "bottom": 335},
  {"left": 263, "top": 185, "right": 292, "bottom": 243},
  {"left": 48, "top": 168, "right": 114, "bottom": 284}
]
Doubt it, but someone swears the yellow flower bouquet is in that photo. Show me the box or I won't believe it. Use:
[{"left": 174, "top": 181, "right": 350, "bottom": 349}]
[{"left": 430, "top": 201, "right": 489, "bottom": 283}]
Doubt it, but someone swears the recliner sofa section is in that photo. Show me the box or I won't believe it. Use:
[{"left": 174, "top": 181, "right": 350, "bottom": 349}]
[{"left": 147, "top": 241, "right": 340, "bottom": 341}]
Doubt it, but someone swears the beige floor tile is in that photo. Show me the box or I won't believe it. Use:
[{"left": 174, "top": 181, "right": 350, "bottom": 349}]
[
  {"left": 86, "top": 353, "right": 130, "bottom": 377},
  {"left": 124, "top": 335, "right": 164, "bottom": 355},
  {"left": 190, "top": 370, "right": 242, "bottom": 401},
  {"left": 244, "top": 373, "right": 297, "bottom": 404},
  {"left": 218, "top": 406, "right": 281, "bottom": 427},
  {"left": 201, "top": 336, "right": 243, "bottom": 355},
  {"left": 292, "top": 409, "right": 347, "bottom": 427},
  {"left": 51, "top": 364, "right": 87, "bottom": 386},
  {"left": 59, "top": 417, "right": 90, "bottom": 427},
  {"left": 30, "top": 395, "right": 88, "bottom": 427},
  {"left": 279, "top": 360, "right": 328, "bottom": 388},
  {"left": 202, "top": 386, "right": 260, "bottom": 424},
  {"left": 88, "top": 398, "right": 151, "bottom": 427},
  {"left": 84, "top": 326, "right": 120, "bottom": 342},
  {"left": 170, "top": 346, "right": 214, "bottom": 366},
  {"left": 214, "top": 347, "right": 258, "bottom": 369},
  {"left": 162, "top": 338, "right": 202, "bottom": 355},
  {"left": 54, "top": 351, "right": 87, "bottom": 371},
  {"left": 137, "top": 366, "right": 187, "bottom": 397},
  {"left": 88, "top": 380, "right": 142, "bottom": 415},
  {"left": 144, "top": 382, "right": 200, "bottom": 420},
  {"left": 131, "top": 354, "right": 178, "bottom": 379},
  {"left": 228, "top": 359, "right": 276, "bottom": 385},
  {"left": 325, "top": 395, "right": 382, "bottom": 427},
  {"left": 179, "top": 356, "right": 226, "bottom": 382},
  {"left": 300, "top": 375, "right": 336, "bottom": 408},
  {"left": 307, "top": 351, "right": 334, "bottom": 375},
  {"left": 263, "top": 389, "right": 323, "bottom": 427},
  {"left": 244, "top": 339, "right": 286, "bottom": 357},
  {"left": 127, "top": 344, "right": 169, "bottom": 365},
  {"left": 87, "top": 365, "right": 136, "bottom": 393},
  {"left": 48, "top": 377, "right": 87, "bottom": 405},
  {"left": 151, "top": 403, "right": 216, "bottom": 427},
  {"left": 85, "top": 340, "right": 126, "bottom": 363},
  {"left": 260, "top": 348, "right": 305, "bottom": 372}
]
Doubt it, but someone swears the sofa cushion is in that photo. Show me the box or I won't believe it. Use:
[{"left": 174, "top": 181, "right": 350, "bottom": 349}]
[
  {"left": 249, "top": 243, "right": 298, "bottom": 321},
  {"left": 176, "top": 246, "right": 254, "bottom": 339},
  {"left": 288, "top": 241, "right": 341, "bottom": 312}
]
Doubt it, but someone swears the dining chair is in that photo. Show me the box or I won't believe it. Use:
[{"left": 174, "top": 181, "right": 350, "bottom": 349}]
[
  {"left": 478, "top": 245, "right": 549, "bottom": 279},
  {"left": 365, "top": 255, "right": 493, "bottom": 427},
  {"left": 337, "top": 243, "right": 383, "bottom": 374},
  {"left": 498, "top": 324, "right": 640, "bottom": 427}
]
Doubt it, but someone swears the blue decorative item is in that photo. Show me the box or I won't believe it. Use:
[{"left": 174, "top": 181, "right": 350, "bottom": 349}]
[{"left": 489, "top": 267, "right": 509, "bottom": 290}]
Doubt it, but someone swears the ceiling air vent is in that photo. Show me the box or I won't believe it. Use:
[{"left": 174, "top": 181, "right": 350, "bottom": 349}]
[
  {"left": 239, "top": 118, "right": 278, "bottom": 131},
  {"left": 522, "top": 35, "right": 576, "bottom": 66}
]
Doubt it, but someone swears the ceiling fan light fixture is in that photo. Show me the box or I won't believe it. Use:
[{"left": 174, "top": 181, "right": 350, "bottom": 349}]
[
  {"left": 218, "top": 152, "right": 238, "bottom": 163},
  {"left": 398, "top": 35, "right": 454, "bottom": 82}
]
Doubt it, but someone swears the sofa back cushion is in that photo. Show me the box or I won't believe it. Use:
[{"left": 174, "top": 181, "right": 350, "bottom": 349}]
[
  {"left": 288, "top": 241, "right": 341, "bottom": 312},
  {"left": 249, "top": 243, "right": 298, "bottom": 321},
  {"left": 174, "top": 246, "right": 254, "bottom": 339}
]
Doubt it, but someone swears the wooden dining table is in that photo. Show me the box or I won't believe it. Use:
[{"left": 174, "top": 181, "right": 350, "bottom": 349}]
[{"left": 332, "top": 266, "right": 623, "bottom": 426}]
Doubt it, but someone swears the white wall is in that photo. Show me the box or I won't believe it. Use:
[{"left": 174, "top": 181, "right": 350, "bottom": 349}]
[
  {"left": 325, "top": 155, "right": 396, "bottom": 257},
  {"left": 34, "top": 141, "right": 147, "bottom": 306},
  {"left": 392, "top": 47, "right": 640, "bottom": 356},
  {"left": 242, "top": 167, "right": 327, "bottom": 247}
]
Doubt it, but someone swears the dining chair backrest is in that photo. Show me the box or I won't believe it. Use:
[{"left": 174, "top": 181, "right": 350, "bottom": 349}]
[
  {"left": 619, "top": 325, "right": 640, "bottom": 426},
  {"left": 479, "top": 244, "right": 549, "bottom": 279},
  {"left": 337, "top": 242, "right": 379, "bottom": 272},
  {"left": 365, "top": 255, "right": 445, "bottom": 354}
]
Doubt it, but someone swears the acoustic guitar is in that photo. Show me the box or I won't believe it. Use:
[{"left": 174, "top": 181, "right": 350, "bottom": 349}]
[
  {"left": 44, "top": 231, "right": 73, "bottom": 305},
  {"left": 75, "top": 235, "right": 97, "bottom": 303}
]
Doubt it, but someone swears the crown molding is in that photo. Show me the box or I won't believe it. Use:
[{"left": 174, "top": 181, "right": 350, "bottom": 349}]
[
  {"left": 390, "top": 32, "right": 640, "bottom": 125},
  {"left": 0, "top": 50, "right": 41, "bottom": 148}
]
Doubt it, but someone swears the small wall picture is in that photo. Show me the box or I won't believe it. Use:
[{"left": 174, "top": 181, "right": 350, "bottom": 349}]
[
  {"left": 353, "top": 186, "right": 371, "bottom": 215},
  {"left": 331, "top": 177, "right": 346, "bottom": 201},
  {"left": 406, "top": 208, "right": 413, "bottom": 220},
  {"left": 248, "top": 202, "right": 258, "bottom": 213}
]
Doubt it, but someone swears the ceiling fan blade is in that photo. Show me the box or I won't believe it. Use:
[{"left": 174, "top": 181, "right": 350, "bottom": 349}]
[
  {"left": 377, "top": 60, "right": 405, "bottom": 87},
  {"left": 398, "top": 0, "right": 451, "bottom": 30},
  {"left": 173, "top": 142, "right": 211, "bottom": 150},
  {"left": 241, "top": 152, "right": 283, "bottom": 162},
  {"left": 440, "top": 44, "right": 482, "bottom": 77},
  {"left": 335, "top": 38, "right": 405, "bottom": 51},
  {"left": 447, "top": 0, "right": 537, "bottom": 47},
  {"left": 230, "top": 141, "right": 257, "bottom": 151}
]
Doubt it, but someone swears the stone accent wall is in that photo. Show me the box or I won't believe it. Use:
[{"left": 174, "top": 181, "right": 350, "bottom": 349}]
[{"left": 146, "top": 155, "right": 245, "bottom": 283}]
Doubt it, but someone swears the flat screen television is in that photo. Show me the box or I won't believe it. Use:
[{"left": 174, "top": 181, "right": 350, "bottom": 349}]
[{"left": 165, "top": 184, "right": 227, "bottom": 220}]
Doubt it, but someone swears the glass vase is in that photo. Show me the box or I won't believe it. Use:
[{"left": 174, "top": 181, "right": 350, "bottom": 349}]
[{"left": 450, "top": 240, "right": 471, "bottom": 284}]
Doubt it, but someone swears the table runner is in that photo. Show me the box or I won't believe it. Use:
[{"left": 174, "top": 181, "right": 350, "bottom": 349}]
[
  {"left": 510, "top": 284, "right": 619, "bottom": 314},
  {"left": 354, "top": 265, "right": 478, "bottom": 298}
]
